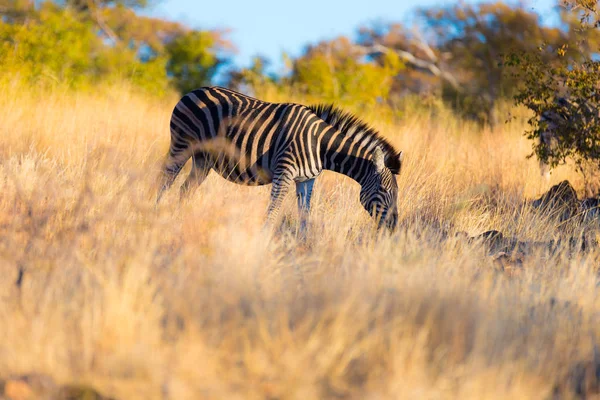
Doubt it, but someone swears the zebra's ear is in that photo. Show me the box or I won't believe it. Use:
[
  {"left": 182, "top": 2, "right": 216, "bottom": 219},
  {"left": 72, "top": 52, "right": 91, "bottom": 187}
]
[
  {"left": 373, "top": 146, "right": 386, "bottom": 173},
  {"left": 397, "top": 151, "right": 404, "bottom": 164}
]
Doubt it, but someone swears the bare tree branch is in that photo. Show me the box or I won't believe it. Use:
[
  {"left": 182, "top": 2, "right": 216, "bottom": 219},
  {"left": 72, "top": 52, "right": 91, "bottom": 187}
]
[
  {"left": 87, "top": 0, "right": 120, "bottom": 44},
  {"left": 356, "top": 43, "right": 462, "bottom": 90},
  {"left": 410, "top": 27, "right": 438, "bottom": 63}
]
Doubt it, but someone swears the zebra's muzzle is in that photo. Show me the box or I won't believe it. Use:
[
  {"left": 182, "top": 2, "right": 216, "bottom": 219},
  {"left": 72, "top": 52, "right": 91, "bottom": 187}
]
[
  {"left": 375, "top": 209, "right": 398, "bottom": 231},
  {"left": 381, "top": 214, "right": 398, "bottom": 231}
]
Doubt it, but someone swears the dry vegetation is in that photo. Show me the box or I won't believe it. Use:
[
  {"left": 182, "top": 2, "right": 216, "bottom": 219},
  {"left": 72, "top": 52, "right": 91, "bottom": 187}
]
[{"left": 0, "top": 83, "right": 599, "bottom": 400}]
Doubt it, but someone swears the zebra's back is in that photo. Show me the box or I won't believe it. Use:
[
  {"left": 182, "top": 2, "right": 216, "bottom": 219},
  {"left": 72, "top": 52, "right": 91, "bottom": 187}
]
[{"left": 169, "top": 87, "right": 322, "bottom": 185}]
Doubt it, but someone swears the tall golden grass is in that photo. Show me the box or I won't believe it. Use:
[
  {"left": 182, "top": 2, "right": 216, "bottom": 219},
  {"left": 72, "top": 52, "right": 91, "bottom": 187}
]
[{"left": 0, "top": 83, "right": 598, "bottom": 399}]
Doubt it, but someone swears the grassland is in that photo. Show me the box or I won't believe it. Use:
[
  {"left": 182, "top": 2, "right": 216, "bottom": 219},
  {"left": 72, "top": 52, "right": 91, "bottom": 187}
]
[{"left": 0, "top": 83, "right": 598, "bottom": 399}]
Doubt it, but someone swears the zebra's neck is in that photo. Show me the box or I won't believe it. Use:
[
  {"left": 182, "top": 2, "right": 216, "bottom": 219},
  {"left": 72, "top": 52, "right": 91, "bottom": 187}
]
[
  {"left": 320, "top": 129, "right": 379, "bottom": 187},
  {"left": 309, "top": 103, "right": 395, "bottom": 187}
]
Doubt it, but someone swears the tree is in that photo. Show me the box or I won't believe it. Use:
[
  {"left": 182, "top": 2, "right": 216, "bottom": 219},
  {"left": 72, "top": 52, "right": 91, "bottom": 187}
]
[
  {"left": 0, "top": 0, "right": 36, "bottom": 23},
  {"left": 419, "top": 1, "right": 599, "bottom": 126},
  {"left": 356, "top": 23, "right": 456, "bottom": 99},
  {"left": 510, "top": 0, "right": 600, "bottom": 194},
  {"left": 513, "top": 57, "right": 600, "bottom": 165},
  {"left": 561, "top": 0, "right": 599, "bottom": 26},
  {"left": 165, "top": 30, "right": 228, "bottom": 94},
  {"left": 0, "top": 0, "right": 232, "bottom": 93},
  {"left": 287, "top": 36, "right": 403, "bottom": 106},
  {"left": 228, "top": 55, "right": 278, "bottom": 93},
  {"left": 0, "top": 3, "right": 100, "bottom": 85}
]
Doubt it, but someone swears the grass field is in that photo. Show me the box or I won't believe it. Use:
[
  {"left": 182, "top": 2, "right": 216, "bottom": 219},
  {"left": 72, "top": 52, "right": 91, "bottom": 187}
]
[{"left": 0, "top": 83, "right": 598, "bottom": 399}]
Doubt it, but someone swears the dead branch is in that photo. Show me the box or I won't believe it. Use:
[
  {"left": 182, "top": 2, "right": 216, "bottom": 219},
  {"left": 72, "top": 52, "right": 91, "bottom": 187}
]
[
  {"left": 356, "top": 43, "right": 461, "bottom": 90},
  {"left": 87, "top": 0, "right": 120, "bottom": 44}
]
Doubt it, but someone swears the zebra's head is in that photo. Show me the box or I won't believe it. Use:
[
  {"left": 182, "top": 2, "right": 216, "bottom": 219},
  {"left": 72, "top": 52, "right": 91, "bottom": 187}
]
[{"left": 360, "top": 146, "right": 403, "bottom": 231}]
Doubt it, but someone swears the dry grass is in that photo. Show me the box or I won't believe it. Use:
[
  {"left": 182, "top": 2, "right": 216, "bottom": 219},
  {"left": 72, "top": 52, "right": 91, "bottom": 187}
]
[{"left": 0, "top": 83, "right": 598, "bottom": 400}]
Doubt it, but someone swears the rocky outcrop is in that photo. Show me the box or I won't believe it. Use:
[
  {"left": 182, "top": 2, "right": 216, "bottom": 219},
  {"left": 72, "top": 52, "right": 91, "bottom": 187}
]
[
  {"left": 532, "top": 180, "right": 600, "bottom": 222},
  {"left": 460, "top": 228, "right": 598, "bottom": 278},
  {"left": 531, "top": 180, "right": 580, "bottom": 221},
  {"left": 581, "top": 197, "right": 600, "bottom": 221},
  {"left": 468, "top": 229, "right": 596, "bottom": 257}
]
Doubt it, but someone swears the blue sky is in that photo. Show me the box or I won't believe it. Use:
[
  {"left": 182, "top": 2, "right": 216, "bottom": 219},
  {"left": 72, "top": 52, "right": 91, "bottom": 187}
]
[{"left": 148, "top": 0, "right": 557, "bottom": 72}]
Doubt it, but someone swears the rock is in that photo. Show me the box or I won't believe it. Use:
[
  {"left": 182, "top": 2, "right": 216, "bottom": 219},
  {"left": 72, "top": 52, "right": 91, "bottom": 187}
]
[
  {"left": 467, "top": 226, "right": 596, "bottom": 258},
  {"left": 532, "top": 180, "right": 579, "bottom": 221},
  {"left": 580, "top": 197, "right": 600, "bottom": 221},
  {"left": 468, "top": 230, "right": 508, "bottom": 250},
  {"left": 470, "top": 230, "right": 519, "bottom": 255},
  {"left": 477, "top": 230, "right": 504, "bottom": 241},
  {"left": 492, "top": 251, "right": 524, "bottom": 277}
]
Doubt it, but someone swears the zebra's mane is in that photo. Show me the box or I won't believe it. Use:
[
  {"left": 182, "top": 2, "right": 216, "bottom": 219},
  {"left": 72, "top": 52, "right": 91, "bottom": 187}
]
[{"left": 308, "top": 103, "right": 401, "bottom": 173}]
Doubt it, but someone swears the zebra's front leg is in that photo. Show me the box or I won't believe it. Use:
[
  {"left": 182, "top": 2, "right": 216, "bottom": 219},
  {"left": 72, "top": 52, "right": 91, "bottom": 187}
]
[
  {"left": 265, "top": 172, "right": 294, "bottom": 229},
  {"left": 180, "top": 152, "right": 212, "bottom": 200},
  {"left": 296, "top": 179, "right": 315, "bottom": 234},
  {"left": 156, "top": 161, "right": 186, "bottom": 204}
]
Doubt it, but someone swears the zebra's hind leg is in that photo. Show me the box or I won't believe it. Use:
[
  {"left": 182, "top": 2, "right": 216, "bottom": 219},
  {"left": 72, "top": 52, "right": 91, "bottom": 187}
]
[
  {"left": 180, "top": 152, "right": 212, "bottom": 200},
  {"left": 296, "top": 178, "right": 315, "bottom": 235}
]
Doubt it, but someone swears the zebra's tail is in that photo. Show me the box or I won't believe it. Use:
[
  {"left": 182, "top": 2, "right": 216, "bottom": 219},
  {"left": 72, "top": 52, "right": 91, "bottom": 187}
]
[{"left": 156, "top": 136, "right": 193, "bottom": 204}]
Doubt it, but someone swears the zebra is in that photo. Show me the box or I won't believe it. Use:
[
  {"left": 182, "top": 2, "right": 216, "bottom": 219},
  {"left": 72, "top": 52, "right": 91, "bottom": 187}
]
[{"left": 156, "top": 87, "right": 404, "bottom": 230}]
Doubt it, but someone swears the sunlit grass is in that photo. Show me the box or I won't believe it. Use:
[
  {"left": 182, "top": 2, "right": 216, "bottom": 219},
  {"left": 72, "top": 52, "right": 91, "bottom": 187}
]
[{"left": 0, "top": 83, "right": 598, "bottom": 399}]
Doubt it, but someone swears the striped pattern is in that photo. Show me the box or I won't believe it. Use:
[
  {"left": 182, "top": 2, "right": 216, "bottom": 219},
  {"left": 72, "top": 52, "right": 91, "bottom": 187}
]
[{"left": 157, "top": 86, "right": 403, "bottom": 230}]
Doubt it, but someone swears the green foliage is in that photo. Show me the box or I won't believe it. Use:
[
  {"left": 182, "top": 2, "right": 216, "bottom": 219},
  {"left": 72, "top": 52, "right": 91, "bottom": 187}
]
[
  {"left": 0, "top": 3, "right": 171, "bottom": 92},
  {"left": 165, "top": 30, "right": 225, "bottom": 94},
  {"left": 0, "top": 0, "right": 36, "bottom": 22},
  {"left": 265, "top": 1, "right": 599, "bottom": 126},
  {"left": 228, "top": 56, "right": 278, "bottom": 92},
  {"left": 95, "top": 45, "right": 170, "bottom": 93},
  {"left": 509, "top": 0, "right": 600, "bottom": 177},
  {"left": 101, "top": 4, "right": 184, "bottom": 54},
  {"left": 0, "top": 4, "right": 97, "bottom": 86},
  {"left": 421, "top": 1, "right": 600, "bottom": 125},
  {"left": 0, "top": 1, "right": 229, "bottom": 95},
  {"left": 61, "top": 0, "right": 150, "bottom": 12},
  {"left": 510, "top": 52, "right": 600, "bottom": 170},
  {"left": 289, "top": 37, "right": 403, "bottom": 106}
]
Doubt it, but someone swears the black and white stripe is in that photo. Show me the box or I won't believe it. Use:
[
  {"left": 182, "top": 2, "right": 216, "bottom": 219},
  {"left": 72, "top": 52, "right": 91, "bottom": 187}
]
[{"left": 157, "top": 87, "right": 404, "bottom": 230}]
